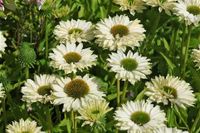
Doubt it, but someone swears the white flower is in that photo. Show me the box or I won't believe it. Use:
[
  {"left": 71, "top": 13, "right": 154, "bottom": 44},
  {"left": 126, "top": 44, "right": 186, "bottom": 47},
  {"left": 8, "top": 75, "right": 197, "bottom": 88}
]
[
  {"left": 77, "top": 99, "right": 112, "bottom": 127},
  {"left": 192, "top": 45, "right": 200, "bottom": 69},
  {"left": 95, "top": 15, "right": 145, "bottom": 51},
  {"left": 107, "top": 50, "right": 151, "bottom": 85},
  {"left": 113, "top": 0, "right": 146, "bottom": 15},
  {"left": 0, "top": 31, "right": 7, "bottom": 57},
  {"left": 114, "top": 100, "right": 166, "bottom": 133},
  {"left": 6, "top": 118, "right": 44, "bottom": 133},
  {"left": 54, "top": 19, "right": 94, "bottom": 43},
  {"left": 174, "top": 0, "right": 200, "bottom": 26},
  {"left": 143, "top": 0, "right": 177, "bottom": 15},
  {"left": 49, "top": 43, "right": 97, "bottom": 74},
  {"left": 21, "top": 74, "right": 57, "bottom": 104},
  {"left": 0, "top": 83, "right": 5, "bottom": 103},
  {"left": 155, "top": 126, "right": 189, "bottom": 133},
  {"left": 52, "top": 75, "right": 105, "bottom": 112},
  {"left": 145, "top": 75, "right": 196, "bottom": 108}
]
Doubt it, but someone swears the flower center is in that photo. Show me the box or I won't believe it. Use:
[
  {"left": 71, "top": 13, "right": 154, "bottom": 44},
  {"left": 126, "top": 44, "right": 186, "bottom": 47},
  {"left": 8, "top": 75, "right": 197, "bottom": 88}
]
[
  {"left": 63, "top": 52, "right": 81, "bottom": 64},
  {"left": 37, "top": 85, "right": 52, "bottom": 96},
  {"left": 68, "top": 28, "right": 83, "bottom": 34},
  {"left": 64, "top": 79, "right": 89, "bottom": 98},
  {"left": 120, "top": 58, "right": 138, "bottom": 71},
  {"left": 161, "top": 86, "right": 177, "bottom": 98},
  {"left": 131, "top": 111, "right": 150, "bottom": 126},
  {"left": 110, "top": 24, "right": 129, "bottom": 37},
  {"left": 187, "top": 5, "right": 200, "bottom": 15},
  {"left": 92, "top": 110, "right": 100, "bottom": 114}
]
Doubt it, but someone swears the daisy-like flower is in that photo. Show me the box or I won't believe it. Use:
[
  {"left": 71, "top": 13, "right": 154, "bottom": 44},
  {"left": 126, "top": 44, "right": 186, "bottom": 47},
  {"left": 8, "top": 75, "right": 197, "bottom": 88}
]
[
  {"left": 6, "top": 118, "right": 44, "bottom": 133},
  {"left": 0, "top": 83, "right": 5, "bottom": 103},
  {"left": 95, "top": 15, "right": 145, "bottom": 51},
  {"left": 77, "top": 99, "right": 112, "bottom": 128},
  {"left": 155, "top": 127, "right": 189, "bottom": 133},
  {"left": 54, "top": 19, "right": 94, "bottom": 43},
  {"left": 107, "top": 50, "right": 151, "bottom": 85},
  {"left": 49, "top": 43, "right": 97, "bottom": 74},
  {"left": 0, "top": 0, "right": 4, "bottom": 11},
  {"left": 174, "top": 0, "right": 200, "bottom": 26},
  {"left": 0, "top": 31, "right": 7, "bottom": 57},
  {"left": 21, "top": 74, "right": 57, "bottom": 104},
  {"left": 52, "top": 75, "right": 105, "bottom": 112},
  {"left": 114, "top": 100, "right": 166, "bottom": 133},
  {"left": 145, "top": 75, "right": 196, "bottom": 108},
  {"left": 143, "top": 0, "right": 177, "bottom": 15},
  {"left": 192, "top": 45, "right": 200, "bottom": 69},
  {"left": 113, "top": 0, "right": 146, "bottom": 15}
]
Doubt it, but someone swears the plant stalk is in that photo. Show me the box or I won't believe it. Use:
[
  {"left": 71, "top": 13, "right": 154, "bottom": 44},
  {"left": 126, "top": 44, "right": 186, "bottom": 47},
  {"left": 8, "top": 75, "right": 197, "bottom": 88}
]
[
  {"left": 121, "top": 80, "right": 128, "bottom": 103},
  {"left": 117, "top": 79, "right": 120, "bottom": 106}
]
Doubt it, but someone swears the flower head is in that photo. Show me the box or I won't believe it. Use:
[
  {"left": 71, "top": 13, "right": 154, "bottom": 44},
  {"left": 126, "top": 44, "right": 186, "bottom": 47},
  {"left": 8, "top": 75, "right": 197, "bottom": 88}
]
[
  {"left": 114, "top": 100, "right": 166, "bottom": 133},
  {"left": 49, "top": 43, "right": 97, "bottom": 74},
  {"left": 145, "top": 75, "right": 196, "bottom": 108},
  {"left": 0, "top": 31, "right": 7, "bottom": 57},
  {"left": 21, "top": 74, "right": 57, "bottom": 104},
  {"left": 113, "top": 0, "right": 146, "bottom": 15},
  {"left": 107, "top": 50, "right": 151, "bottom": 85},
  {"left": 155, "top": 126, "right": 189, "bottom": 133},
  {"left": 0, "top": 83, "right": 5, "bottom": 103},
  {"left": 6, "top": 119, "right": 44, "bottom": 133},
  {"left": 77, "top": 99, "right": 112, "bottom": 131},
  {"left": 54, "top": 19, "right": 94, "bottom": 43},
  {"left": 143, "top": 0, "right": 177, "bottom": 15},
  {"left": 95, "top": 15, "right": 145, "bottom": 51},
  {"left": 192, "top": 45, "right": 200, "bottom": 69},
  {"left": 52, "top": 75, "right": 105, "bottom": 112},
  {"left": 174, "top": 0, "right": 200, "bottom": 26}
]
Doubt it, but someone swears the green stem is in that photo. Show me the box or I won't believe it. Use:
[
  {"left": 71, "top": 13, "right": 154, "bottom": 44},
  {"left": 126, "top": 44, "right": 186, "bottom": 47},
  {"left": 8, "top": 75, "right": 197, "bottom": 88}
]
[
  {"left": 25, "top": 67, "right": 29, "bottom": 79},
  {"left": 46, "top": 105, "right": 53, "bottom": 132},
  {"left": 2, "top": 97, "right": 7, "bottom": 130},
  {"left": 45, "top": 19, "right": 49, "bottom": 59},
  {"left": 117, "top": 79, "right": 120, "bottom": 106},
  {"left": 191, "top": 109, "right": 200, "bottom": 133},
  {"left": 135, "top": 88, "right": 147, "bottom": 101},
  {"left": 71, "top": 111, "right": 77, "bottom": 133},
  {"left": 181, "top": 25, "right": 192, "bottom": 78},
  {"left": 121, "top": 80, "right": 128, "bottom": 103}
]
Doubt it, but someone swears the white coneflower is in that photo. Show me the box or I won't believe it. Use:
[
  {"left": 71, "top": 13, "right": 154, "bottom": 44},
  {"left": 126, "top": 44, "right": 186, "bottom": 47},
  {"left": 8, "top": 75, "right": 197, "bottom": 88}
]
[
  {"left": 77, "top": 99, "right": 112, "bottom": 128},
  {"left": 52, "top": 75, "right": 105, "bottom": 112},
  {"left": 192, "top": 45, "right": 200, "bottom": 69},
  {"left": 0, "top": 31, "right": 7, "bottom": 57},
  {"left": 95, "top": 15, "right": 145, "bottom": 51},
  {"left": 143, "top": 0, "right": 177, "bottom": 15},
  {"left": 107, "top": 50, "right": 151, "bottom": 85},
  {"left": 113, "top": 0, "right": 146, "bottom": 15},
  {"left": 6, "top": 118, "right": 44, "bottom": 133},
  {"left": 49, "top": 43, "right": 97, "bottom": 74},
  {"left": 174, "top": 0, "right": 200, "bottom": 26},
  {"left": 155, "top": 126, "right": 189, "bottom": 133},
  {"left": 114, "top": 100, "right": 166, "bottom": 133},
  {"left": 54, "top": 19, "right": 94, "bottom": 43},
  {"left": 145, "top": 75, "right": 196, "bottom": 108},
  {"left": 21, "top": 74, "right": 57, "bottom": 104},
  {"left": 0, "top": 83, "right": 5, "bottom": 103}
]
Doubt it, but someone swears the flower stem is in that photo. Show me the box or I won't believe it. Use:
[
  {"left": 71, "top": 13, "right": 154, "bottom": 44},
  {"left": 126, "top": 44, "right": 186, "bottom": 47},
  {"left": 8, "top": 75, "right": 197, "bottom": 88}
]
[
  {"left": 45, "top": 19, "right": 49, "bottom": 59},
  {"left": 46, "top": 105, "right": 53, "bottom": 132},
  {"left": 25, "top": 67, "right": 29, "bottom": 79},
  {"left": 71, "top": 111, "right": 77, "bottom": 133},
  {"left": 135, "top": 88, "right": 147, "bottom": 101},
  {"left": 181, "top": 25, "right": 192, "bottom": 78},
  {"left": 117, "top": 79, "right": 120, "bottom": 106},
  {"left": 121, "top": 80, "right": 128, "bottom": 103},
  {"left": 191, "top": 109, "right": 200, "bottom": 133}
]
